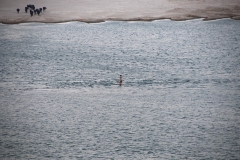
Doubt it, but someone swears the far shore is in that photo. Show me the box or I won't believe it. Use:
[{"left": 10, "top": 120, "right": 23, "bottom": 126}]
[
  {"left": 1, "top": 16, "right": 240, "bottom": 25},
  {"left": 1, "top": 0, "right": 240, "bottom": 24}
]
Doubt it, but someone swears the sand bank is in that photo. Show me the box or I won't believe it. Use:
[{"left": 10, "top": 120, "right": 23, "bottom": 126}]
[{"left": 0, "top": 0, "right": 240, "bottom": 24}]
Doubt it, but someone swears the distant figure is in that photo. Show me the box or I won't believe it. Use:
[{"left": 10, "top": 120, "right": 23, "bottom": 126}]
[
  {"left": 119, "top": 75, "right": 122, "bottom": 86},
  {"left": 17, "top": 8, "right": 20, "bottom": 13},
  {"left": 28, "top": 4, "right": 35, "bottom": 10},
  {"left": 36, "top": 9, "right": 40, "bottom": 15},
  {"left": 30, "top": 10, "right": 33, "bottom": 16},
  {"left": 25, "top": 7, "right": 28, "bottom": 13}
]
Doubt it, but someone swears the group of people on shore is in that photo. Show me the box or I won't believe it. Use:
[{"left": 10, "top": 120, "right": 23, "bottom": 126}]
[{"left": 16, "top": 4, "right": 47, "bottom": 16}]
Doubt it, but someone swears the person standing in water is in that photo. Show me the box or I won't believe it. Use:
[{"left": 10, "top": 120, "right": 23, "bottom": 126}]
[{"left": 119, "top": 75, "right": 122, "bottom": 86}]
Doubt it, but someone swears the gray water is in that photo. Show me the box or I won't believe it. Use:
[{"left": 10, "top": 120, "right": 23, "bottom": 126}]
[{"left": 0, "top": 19, "right": 240, "bottom": 159}]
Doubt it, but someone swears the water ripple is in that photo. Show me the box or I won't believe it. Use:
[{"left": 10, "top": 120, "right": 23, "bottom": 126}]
[{"left": 0, "top": 19, "right": 240, "bottom": 159}]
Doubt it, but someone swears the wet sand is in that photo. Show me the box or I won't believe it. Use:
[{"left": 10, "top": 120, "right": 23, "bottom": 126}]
[{"left": 0, "top": 0, "right": 240, "bottom": 24}]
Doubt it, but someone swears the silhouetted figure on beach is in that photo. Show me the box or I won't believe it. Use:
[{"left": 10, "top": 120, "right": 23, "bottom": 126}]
[
  {"left": 36, "top": 9, "right": 40, "bottom": 15},
  {"left": 27, "top": 4, "right": 35, "bottom": 10},
  {"left": 25, "top": 7, "right": 28, "bottom": 13},
  {"left": 17, "top": 8, "right": 20, "bottom": 13},
  {"left": 30, "top": 10, "right": 33, "bottom": 16}
]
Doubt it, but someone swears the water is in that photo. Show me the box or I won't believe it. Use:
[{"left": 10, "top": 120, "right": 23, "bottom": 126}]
[{"left": 0, "top": 19, "right": 240, "bottom": 159}]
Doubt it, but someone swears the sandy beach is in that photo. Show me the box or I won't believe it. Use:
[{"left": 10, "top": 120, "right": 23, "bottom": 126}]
[{"left": 0, "top": 0, "right": 240, "bottom": 24}]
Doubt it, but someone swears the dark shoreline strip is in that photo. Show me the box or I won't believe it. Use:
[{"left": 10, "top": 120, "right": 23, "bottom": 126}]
[{"left": 0, "top": 16, "right": 239, "bottom": 25}]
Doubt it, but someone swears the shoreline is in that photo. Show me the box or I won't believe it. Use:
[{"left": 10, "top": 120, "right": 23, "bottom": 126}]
[
  {"left": 1, "top": 0, "right": 240, "bottom": 25},
  {"left": 1, "top": 16, "right": 240, "bottom": 25}
]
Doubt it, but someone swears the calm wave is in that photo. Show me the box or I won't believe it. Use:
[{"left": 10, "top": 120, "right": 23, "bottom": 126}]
[{"left": 0, "top": 19, "right": 240, "bottom": 159}]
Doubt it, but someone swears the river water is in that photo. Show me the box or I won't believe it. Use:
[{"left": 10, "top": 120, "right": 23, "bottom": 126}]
[{"left": 0, "top": 19, "right": 240, "bottom": 159}]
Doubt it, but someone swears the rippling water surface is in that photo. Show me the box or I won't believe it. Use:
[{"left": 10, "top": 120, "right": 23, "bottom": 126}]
[{"left": 0, "top": 19, "right": 240, "bottom": 159}]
